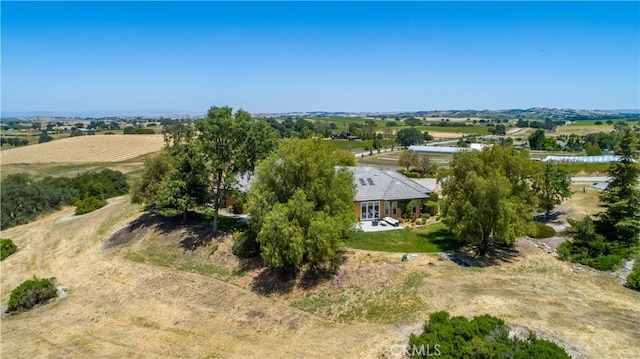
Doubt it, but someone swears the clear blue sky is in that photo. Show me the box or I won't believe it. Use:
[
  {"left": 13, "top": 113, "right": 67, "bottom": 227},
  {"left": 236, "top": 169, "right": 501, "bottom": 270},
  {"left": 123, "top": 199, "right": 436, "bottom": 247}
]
[{"left": 2, "top": 1, "right": 639, "bottom": 115}]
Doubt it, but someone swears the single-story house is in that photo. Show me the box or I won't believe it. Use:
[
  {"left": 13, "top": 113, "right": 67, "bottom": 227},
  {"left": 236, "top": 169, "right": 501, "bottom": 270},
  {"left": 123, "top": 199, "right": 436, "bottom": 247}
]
[{"left": 346, "top": 166, "right": 431, "bottom": 222}]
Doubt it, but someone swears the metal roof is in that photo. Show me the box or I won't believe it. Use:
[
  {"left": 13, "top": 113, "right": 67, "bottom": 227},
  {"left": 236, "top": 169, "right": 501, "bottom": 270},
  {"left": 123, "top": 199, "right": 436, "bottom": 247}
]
[
  {"left": 346, "top": 166, "right": 431, "bottom": 202},
  {"left": 542, "top": 155, "right": 623, "bottom": 163}
]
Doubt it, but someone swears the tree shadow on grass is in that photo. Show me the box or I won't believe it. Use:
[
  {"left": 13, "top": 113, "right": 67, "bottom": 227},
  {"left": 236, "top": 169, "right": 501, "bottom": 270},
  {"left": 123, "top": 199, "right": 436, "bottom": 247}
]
[
  {"left": 251, "top": 267, "right": 298, "bottom": 295},
  {"left": 456, "top": 242, "right": 520, "bottom": 267},
  {"left": 102, "top": 211, "right": 214, "bottom": 252},
  {"left": 419, "top": 228, "right": 466, "bottom": 252}
]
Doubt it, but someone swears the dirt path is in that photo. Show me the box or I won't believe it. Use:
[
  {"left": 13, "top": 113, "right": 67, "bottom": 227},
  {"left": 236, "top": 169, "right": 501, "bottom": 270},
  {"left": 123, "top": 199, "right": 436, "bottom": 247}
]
[{"left": 0, "top": 198, "right": 395, "bottom": 358}]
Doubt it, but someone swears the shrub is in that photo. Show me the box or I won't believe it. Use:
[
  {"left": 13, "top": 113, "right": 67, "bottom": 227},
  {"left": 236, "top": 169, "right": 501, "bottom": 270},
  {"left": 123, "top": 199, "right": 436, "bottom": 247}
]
[
  {"left": 627, "top": 263, "right": 640, "bottom": 290},
  {"left": 528, "top": 221, "right": 557, "bottom": 238},
  {"left": 7, "top": 277, "right": 58, "bottom": 312},
  {"left": 422, "top": 201, "right": 439, "bottom": 216},
  {"left": 396, "top": 169, "right": 420, "bottom": 178},
  {"left": 75, "top": 196, "right": 107, "bottom": 215},
  {"left": 231, "top": 190, "right": 247, "bottom": 214},
  {"left": 409, "top": 311, "right": 570, "bottom": 359},
  {"left": 231, "top": 233, "right": 260, "bottom": 258},
  {"left": 421, "top": 213, "right": 430, "bottom": 220},
  {"left": 1, "top": 238, "right": 17, "bottom": 260},
  {"left": 588, "top": 254, "right": 621, "bottom": 271}
]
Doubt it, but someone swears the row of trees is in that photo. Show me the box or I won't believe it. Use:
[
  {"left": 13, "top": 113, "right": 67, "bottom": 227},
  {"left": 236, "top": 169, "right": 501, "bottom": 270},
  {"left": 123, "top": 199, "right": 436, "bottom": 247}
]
[
  {"left": 134, "top": 114, "right": 356, "bottom": 269},
  {"left": 559, "top": 126, "right": 640, "bottom": 270},
  {"left": 132, "top": 106, "right": 280, "bottom": 234},
  {"left": 1, "top": 169, "right": 129, "bottom": 229},
  {"left": 528, "top": 126, "right": 627, "bottom": 153},
  {"left": 438, "top": 144, "right": 573, "bottom": 256},
  {"left": 0, "top": 137, "right": 29, "bottom": 147}
]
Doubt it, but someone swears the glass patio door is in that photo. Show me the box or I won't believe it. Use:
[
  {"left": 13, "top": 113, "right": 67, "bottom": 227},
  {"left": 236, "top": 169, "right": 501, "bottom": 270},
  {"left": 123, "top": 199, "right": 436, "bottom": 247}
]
[{"left": 360, "top": 201, "right": 380, "bottom": 221}]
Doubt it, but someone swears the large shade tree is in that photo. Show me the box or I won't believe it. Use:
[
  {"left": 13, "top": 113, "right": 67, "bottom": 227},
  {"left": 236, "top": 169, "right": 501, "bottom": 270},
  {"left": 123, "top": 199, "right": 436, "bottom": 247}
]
[
  {"left": 439, "top": 146, "right": 536, "bottom": 256},
  {"left": 246, "top": 139, "right": 355, "bottom": 268},
  {"left": 196, "top": 106, "right": 279, "bottom": 234}
]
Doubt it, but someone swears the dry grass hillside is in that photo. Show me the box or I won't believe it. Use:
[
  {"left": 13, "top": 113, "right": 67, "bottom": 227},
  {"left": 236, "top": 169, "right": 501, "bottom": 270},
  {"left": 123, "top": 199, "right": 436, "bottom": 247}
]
[
  {"left": 0, "top": 135, "right": 163, "bottom": 164},
  {"left": 0, "top": 198, "right": 395, "bottom": 358},
  {"left": 1, "top": 194, "right": 639, "bottom": 358}
]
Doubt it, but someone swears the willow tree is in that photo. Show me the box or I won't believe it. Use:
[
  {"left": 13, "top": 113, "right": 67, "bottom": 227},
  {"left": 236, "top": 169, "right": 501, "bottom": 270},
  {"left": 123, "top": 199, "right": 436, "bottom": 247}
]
[
  {"left": 246, "top": 139, "right": 355, "bottom": 268},
  {"left": 439, "top": 146, "right": 536, "bottom": 256}
]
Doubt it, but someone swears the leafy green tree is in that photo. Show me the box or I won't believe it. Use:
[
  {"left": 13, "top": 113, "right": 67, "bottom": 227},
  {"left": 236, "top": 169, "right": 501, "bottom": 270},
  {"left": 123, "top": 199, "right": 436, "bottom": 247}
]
[
  {"left": 404, "top": 116, "right": 422, "bottom": 127},
  {"left": 38, "top": 131, "right": 53, "bottom": 143},
  {"left": 246, "top": 139, "right": 355, "bottom": 267},
  {"left": 154, "top": 123, "right": 210, "bottom": 222},
  {"left": 398, "top": 150, "right": 420, "bottom": 171},
  {"left": 333, "top": 149, "right": 356, "bottom": 166},
  {"left": 598, "top": 125, "right": 640, "bottom": 246},
  {"left": 396, "top": 128, "right": 423, "bottom": 148},
  {"left": 585, "top": 143, "right": 603, "bottom": 156},
  {"left": 196, "top": 106, "right": 279, "bottom": 234},
  {"left": 439, "top": 146, "right": 536, "bottom": 256},
  {"left": 528, "top": 129, "right": 546, "bottom": 150},
  {"left": 131, "top": 153, "right": 171, "bottom": 206},
  {"left": 532, "top": 161, "right": 573, "bottom": 220}
]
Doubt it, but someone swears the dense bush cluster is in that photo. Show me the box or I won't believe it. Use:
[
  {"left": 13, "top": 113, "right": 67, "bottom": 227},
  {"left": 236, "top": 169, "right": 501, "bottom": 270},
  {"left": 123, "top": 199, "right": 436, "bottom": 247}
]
[
  {"left": 0, "top": 137, "right": 29, "bottom": 146},
  {"left": 123, "top": 127, "right": 155, "bottom": 134},
  {"left": 527, "top": 222, "right": 557, "bottom": 239},
  {"left": 408, "top": 311, "right": 570, "bottom": 359},
  {"left": 557, "top": 217, "right": 623, "bottom": 271},
  {"left": 7, "top": 277, "right": 58, "bottom": 312},
  {"left": 231, "top": 232, "right": 260, "bottom": 258},
  {"left": 422, "top": 201, "right": 439, "bottom": 216},
  {"left": 626, "top": 262, "right": 640, "bottom": 291},
  {"left": 1, "top": 239, "right": 17, "bottom": 260},
  {"left": 75, "top": 196, "right": 108, "bottom": 215},
  {"left": 1, "top": 169, "right": 128, "bottom": 229},
  {"left": 396, "top": 169, "right": 421, "bottom": 178}
]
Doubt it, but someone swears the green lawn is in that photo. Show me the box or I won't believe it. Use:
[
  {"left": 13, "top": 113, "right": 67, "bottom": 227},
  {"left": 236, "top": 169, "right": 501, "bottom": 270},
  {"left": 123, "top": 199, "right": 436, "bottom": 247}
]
[{"left": 345, "top": 222, "right": 464, "bottom": 253}]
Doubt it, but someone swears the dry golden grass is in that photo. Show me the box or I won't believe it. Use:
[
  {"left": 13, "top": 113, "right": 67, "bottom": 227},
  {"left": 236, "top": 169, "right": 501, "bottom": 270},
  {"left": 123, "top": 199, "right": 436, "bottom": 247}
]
[
  {"left": 0, "top": 135, "right": 163, "bottom": 165},
  {"left": 1, "top": 192, "right": 639, "bottom": 358},
  {"left": 0, "top": 199, "right": 394, "bottom": 358}
]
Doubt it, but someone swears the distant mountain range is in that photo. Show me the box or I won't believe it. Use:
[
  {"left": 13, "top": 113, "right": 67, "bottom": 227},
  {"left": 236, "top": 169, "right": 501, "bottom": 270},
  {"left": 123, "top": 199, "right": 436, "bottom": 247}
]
[{"left": 2, "top": 108, "right": 638, "bottom": 121}]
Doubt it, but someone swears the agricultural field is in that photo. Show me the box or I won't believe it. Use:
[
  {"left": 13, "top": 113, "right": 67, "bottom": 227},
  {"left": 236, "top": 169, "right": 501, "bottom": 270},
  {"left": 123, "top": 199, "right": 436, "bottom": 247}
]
[
  {"left": 553, "top": 119, "right": 628, "bottom": 136},
  {"left": 0, "top": 134, "right": 164, "bottom": 165}
]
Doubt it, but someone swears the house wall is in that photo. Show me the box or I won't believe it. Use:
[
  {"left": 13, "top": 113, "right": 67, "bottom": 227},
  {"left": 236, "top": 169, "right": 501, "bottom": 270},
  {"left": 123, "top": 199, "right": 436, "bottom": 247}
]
[{"left": 354, "top": 199, "right": 424, "bottom": 221}]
